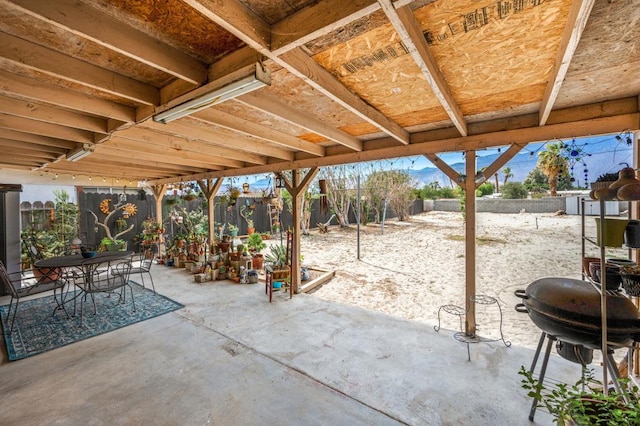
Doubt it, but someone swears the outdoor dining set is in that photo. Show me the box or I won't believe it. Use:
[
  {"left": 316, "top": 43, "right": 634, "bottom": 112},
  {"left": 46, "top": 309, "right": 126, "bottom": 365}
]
[{"left": 0, "top": 249, "right": 155, "bottom": 334}]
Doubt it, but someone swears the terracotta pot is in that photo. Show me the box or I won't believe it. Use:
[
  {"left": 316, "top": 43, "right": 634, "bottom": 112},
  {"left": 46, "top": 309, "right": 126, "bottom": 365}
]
[
  {"left": 582, "top": 256, "right": 600, "bottom": 278},
  {"left": 252, "top": 254, "right": 264, "bottom": 270},
  {"left": 32, "top": 266, "right": 61, "bottom": 283}
]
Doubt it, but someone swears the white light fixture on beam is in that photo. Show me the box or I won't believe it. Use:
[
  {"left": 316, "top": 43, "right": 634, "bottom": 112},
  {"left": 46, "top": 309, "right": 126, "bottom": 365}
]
[
  {"left": 153, "top": 63, "right": 271, "bottom": 124},
  {"left": 66, "top": 143, "right": 95, "bottom": 162}
]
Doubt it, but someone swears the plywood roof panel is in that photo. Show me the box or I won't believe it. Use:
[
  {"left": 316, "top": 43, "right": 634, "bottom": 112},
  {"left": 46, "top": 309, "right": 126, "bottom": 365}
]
[
  {"left": 0, "top": 4, "right": 171, "bottom": 88},
  {"left": 555, "top": 0, "right": 640, "bottom": 108},
  {"left": 415, "top": 0, "right": 572, "bottom": 116},
  {"left": 0, "top": 0, "right": 637, "bottom": 184},
  {"left": 94, "top": 0, "right": 245, "bottom": 63}
]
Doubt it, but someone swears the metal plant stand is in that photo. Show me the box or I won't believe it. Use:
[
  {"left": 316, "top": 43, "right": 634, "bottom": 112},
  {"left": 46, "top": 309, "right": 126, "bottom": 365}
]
[{"left": 436, "top": 294, "right": 511, "bottom": 361}]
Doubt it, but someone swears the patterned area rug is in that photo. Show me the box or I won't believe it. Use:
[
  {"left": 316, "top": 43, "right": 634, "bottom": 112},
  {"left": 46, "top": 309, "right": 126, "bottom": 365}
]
[{"left": 1, "top": 282, "right": 183, "bottom": 361}]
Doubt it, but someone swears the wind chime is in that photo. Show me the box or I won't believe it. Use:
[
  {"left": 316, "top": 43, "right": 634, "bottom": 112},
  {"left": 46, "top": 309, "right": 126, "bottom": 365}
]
[{"left": 561, "top": 138, "right": 591, "bottom": 184}]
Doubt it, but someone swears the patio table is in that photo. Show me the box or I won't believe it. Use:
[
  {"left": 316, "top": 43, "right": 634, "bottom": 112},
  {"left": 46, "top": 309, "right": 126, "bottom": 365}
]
[{"left": 35, "top": 251, "right": 133, "bottom": 316}]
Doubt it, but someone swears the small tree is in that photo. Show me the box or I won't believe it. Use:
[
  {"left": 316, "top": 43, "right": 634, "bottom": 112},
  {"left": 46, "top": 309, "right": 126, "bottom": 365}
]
[
  {"left": 320, "top": 165, "right": 357, "bottom": 227},
  {"left": 501, "top": 182, "right": 528, "bottom": 199},
  {"left": 538, "top": 142, "right": 568, "bottom": 196},
  {"left": 363, "top": 169, "right": 416, "bottom": 222},
  {"left": 502, "top": 167, "right": 514, "bottom": 185}
]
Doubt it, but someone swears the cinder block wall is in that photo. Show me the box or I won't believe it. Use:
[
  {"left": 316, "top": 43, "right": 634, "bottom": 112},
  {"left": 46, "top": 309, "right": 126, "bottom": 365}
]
[{"left": 428, "top": 198, "right": 568, "bottom": 213}]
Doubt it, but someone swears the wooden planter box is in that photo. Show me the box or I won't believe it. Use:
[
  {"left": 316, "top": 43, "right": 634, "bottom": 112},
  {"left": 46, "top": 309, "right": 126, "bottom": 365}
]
[{"left": 272, "top": 269, "right": 290, "bottom": 280}]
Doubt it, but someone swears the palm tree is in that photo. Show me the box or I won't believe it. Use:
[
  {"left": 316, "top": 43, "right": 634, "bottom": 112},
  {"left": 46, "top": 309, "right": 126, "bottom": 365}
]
[
  {"left": 494, "top": 173, "right": 500, "bottom": 193},
  {"left": 502, "top": 167, "right": 513, "bottom": 185},
  {"left": 537, "top": 143, "right": 568, "bottom": 196}
]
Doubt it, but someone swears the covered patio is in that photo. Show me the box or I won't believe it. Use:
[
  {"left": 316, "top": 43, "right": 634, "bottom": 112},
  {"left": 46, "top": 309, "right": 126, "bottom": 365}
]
[
  {"left": 0, "top": 265, "right": 577, "bottom": 425},
  {"left": 0, "top": 1, "right": 639, "bottom": 423}
]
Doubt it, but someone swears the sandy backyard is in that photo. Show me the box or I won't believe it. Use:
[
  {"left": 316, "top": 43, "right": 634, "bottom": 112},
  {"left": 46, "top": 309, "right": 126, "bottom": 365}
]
[{"left": 300, "top": 210, "right": 623, "bottom": 351}]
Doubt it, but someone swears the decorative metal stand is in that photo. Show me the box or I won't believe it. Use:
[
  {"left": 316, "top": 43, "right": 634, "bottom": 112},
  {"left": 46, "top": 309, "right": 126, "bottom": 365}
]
[{"left": 435, "top": 294, "right": 511, "bottom": 361}]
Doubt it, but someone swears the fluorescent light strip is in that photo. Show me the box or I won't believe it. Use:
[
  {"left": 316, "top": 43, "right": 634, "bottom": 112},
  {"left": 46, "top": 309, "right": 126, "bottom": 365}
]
[
  {"left": 66, "top": 144, "right": 94, "bottom": 162},
  {"left": 154, "top": 72, "right": 269, "bottom": 124}
]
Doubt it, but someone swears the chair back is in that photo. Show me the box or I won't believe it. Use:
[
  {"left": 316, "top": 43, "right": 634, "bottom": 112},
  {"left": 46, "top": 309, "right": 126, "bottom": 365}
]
[
  {"left": 83, "top": 258, "right": 132, "bottom": 292},
  {"left": 134, "top": 252, "right": 153, "bottom": 272},
  {"left": 0, "top": 261, "right": 18, "bottom": 298}
]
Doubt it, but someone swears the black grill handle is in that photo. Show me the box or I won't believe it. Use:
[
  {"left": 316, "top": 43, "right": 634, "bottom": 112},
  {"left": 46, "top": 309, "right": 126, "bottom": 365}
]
[
  {"left": 515, "top": 303, "right": 528, "bottom": 313},
  {"left": 514, "top": 289, "right": 528, "bottom": 299}
]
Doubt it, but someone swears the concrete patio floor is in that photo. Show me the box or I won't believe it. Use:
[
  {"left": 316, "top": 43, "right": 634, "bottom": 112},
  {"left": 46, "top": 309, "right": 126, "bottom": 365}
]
[{"left": 0, "top": 265, "right": 583, "bottom": 425}]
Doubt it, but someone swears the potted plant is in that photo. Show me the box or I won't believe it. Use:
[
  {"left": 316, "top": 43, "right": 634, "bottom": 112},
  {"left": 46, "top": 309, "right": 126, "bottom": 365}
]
[
  {"left": 265, "top": 243, "right": 289, "bottom": 280},
  {"left": 246, "top": 233, "right": 267, "bottom": 269},
  {"left": 228, "top": 224, "right": 239, "bottom": 237},
  {"left": 240, "top": 205, "right": 255, "bottom": 234},
  {"left": 519, "top": 366, "right": 640, "bottom": 425},
  {"left": 246, "top": 233, "right": 266, "bottom": 253}
]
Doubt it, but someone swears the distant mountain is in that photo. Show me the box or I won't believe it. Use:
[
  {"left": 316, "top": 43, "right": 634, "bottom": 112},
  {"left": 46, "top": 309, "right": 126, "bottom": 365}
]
[{"left": 407, "top": 140, "right": 632, "bottom": 188}]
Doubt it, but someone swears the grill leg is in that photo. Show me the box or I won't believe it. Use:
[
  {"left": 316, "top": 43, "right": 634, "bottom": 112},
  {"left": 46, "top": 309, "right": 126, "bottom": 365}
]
[
  {"left": 529, "top": 332, "right": 547, "bottom": 373},
  {"left": 529, "top": 334, "right": 555, "bottom": 422}
]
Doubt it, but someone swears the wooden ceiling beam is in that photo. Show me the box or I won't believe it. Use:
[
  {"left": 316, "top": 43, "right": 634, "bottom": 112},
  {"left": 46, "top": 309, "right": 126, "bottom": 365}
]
[
  {"left": 92, "top": 150, "right": 215, "bottom": 174},
  {"left": 142, "top": 119, "right": 295, "bottom": 161},
  {"left": 2, "top": 147, "right": 58, "bottom": 161},
  {"left": 44, "top": 161, "right": 171, "bottom": 179},
  {"left": 114, "top": 126, "right": 264, "bottom": 166},
  {"left": 0, "top": 32, "right": 159, "bottom": 105},
  {"left": 277, "top": 48, "right": 409, "bottom": 145},
  {"left": 0, "top": 161, "right": 34, "bottom": 170},
  {"left": 271, "top": 0, "right": 380, "bottom": 55},
  {"left": 6, "top": 0, "right": 206, "bottom": 85},
  {"left": 1, "top": 155, "right": 43, "bottom": 167},
  {"left": 271, "top": 0, "right": 417, "bottom": 55},
  {"left": 0, "top": 96, "right": 108, "bottom": 134},
  {"left": 0, "top": 138, "right": 67, "bottom": 154},
  {"left": 106, "top": 135, "right": 244, "bottom": 169},
  {"left": 539, "top": 0, "right": 596, "bottom": 126},
  {"left": 0, "top": 113, "right": 94, "bottom": 143},
  {"left": 188, "top": 1, "right": 407, "bottom": 146},
  {"left": 147, "top": 110, "right": 639, "bottom": 184},
  {"left": 0, "top": 70, "right": 135, "bottom": 122},
  {"left": 95, "top": 140, "right": 225, "bottom": 171},
  {"left": 181, "top": 0, "right": 270, "bottom": 53},
  {"left": 192, "top": 108, "right": 325, "bottom": 157},
  {"left": 237, "top": 92, "right": 363, "bottom": 152},
  {"left": 380, "top": 2, "right": 467, "bottom": 137},
  {"left": 0, "top": 128, "right": 77, "bottom": 149}
]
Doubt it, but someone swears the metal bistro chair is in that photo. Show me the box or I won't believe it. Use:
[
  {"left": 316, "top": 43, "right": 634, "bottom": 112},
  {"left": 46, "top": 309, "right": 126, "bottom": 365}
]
[
  {"left": 0, "top": 261, "right": 66, "bottom": 333},
  {"left": 128, "top": 252, "right": 156, "bottom": 293},
  {"left": 74, "top": 257, "right": 134, "bottom": 320}
]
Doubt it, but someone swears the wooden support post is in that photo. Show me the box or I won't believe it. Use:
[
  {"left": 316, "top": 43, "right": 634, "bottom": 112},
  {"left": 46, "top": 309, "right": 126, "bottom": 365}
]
[
  {"left": 150, "top": 184, "right": 167, "bottom": 255},
  {"left": 197, "top": 178, "right": 223, "bottom": 247},
  {"left": 278, "top": 167, "right": 319, "bottom": 294},
  {"left": 465, "top": 150, "right": 477, "bottom": 336}
]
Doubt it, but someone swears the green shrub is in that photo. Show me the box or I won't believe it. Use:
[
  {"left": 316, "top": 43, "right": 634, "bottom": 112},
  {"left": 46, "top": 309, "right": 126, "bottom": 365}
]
[
  {"left": 476, "top": 182, "right": 495, "bottom": 197},
  {"left": 501, "top": 182, "right": 528, "bottom": 199}
]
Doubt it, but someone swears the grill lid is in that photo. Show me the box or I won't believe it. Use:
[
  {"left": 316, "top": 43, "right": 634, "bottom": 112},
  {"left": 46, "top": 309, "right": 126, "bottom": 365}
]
[{"left": 524, "top": 277, "right": 640, "bottom": 329}]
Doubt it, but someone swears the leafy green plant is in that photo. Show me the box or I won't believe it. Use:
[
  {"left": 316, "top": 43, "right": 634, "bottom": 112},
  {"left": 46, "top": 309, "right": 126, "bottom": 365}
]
[
  {"left": 246, "top": 232, "right": 266, "bottom": 252},
  {"left": 519, "top": 366, "right": 640, "bottom": 425},
  {"left": 265, "top": 243, "right": 287, "bottom": 268}
]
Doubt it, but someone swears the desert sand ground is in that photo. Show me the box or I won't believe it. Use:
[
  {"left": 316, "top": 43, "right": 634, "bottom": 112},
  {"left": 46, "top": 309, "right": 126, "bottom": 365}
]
[{"left": 300, "top": 210, "right": 627, "bottom": 350}]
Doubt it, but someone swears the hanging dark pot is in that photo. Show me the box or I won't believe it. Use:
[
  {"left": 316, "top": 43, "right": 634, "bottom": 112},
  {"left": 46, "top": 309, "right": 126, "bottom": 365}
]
[{"left": 624, "top": 220, "right": 640, "bottom": 248}]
